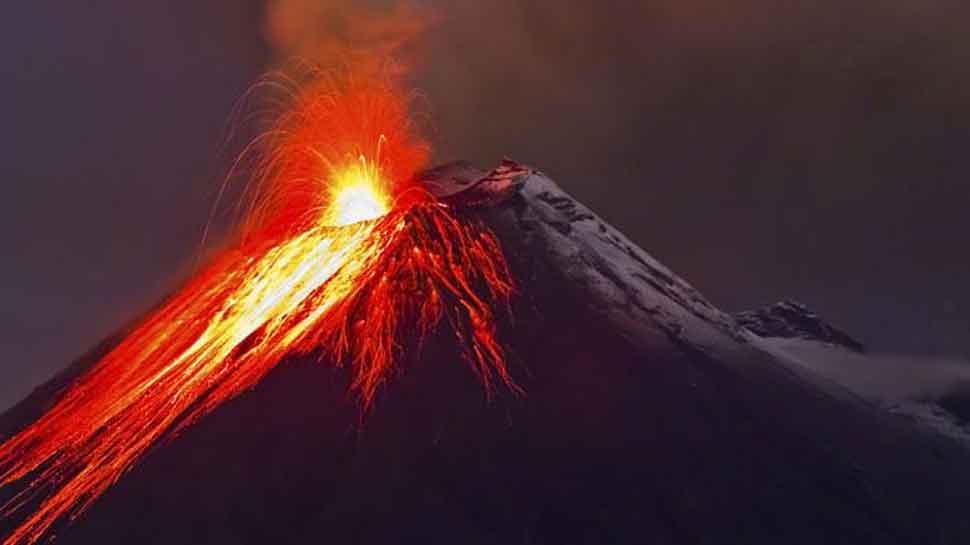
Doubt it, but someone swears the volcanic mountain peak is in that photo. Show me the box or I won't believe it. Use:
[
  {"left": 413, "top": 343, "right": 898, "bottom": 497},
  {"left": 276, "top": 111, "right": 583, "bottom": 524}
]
[
  {"left": 735, "top": 299, "right": 865, "bottom": 352},
  {"left": 421, "top": 159, "right": 529, "bottom": 208},
  {"left": 479, "top": 163, "right": 746, "bottom": 350},
  {"left": 5, "top": 161, "right": 970, "bottom": 545}
]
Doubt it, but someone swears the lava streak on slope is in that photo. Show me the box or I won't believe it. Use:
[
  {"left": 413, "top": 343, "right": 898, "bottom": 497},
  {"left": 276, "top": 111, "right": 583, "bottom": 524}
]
[{"left": 0, "top": 73, "right": 516, "bottom": 545}]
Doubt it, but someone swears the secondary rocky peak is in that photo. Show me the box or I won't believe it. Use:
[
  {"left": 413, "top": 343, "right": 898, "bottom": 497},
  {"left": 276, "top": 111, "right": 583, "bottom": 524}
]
[{"left": 736, "top": 299, "right": 865, "bottom": 352}]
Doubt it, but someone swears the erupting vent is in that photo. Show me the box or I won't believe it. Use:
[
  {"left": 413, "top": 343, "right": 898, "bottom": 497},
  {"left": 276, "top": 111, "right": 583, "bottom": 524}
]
[{"left": 0, "top": 73, "right": 517, "bottom": 545}]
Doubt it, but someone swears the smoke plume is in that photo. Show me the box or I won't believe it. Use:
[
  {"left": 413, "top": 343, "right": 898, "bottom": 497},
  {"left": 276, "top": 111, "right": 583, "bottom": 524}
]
[{"left": 263, "top": 0, "right": 435, "bottom": 71}]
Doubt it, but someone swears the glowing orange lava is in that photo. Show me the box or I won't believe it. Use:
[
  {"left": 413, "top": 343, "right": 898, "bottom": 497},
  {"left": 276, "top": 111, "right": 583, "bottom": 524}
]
[{"left": 0, "top": 74, "right": 516, "bottom": 545}]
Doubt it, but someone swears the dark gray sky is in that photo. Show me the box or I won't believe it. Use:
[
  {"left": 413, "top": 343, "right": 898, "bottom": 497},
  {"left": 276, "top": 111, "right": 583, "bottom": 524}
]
[{"left": 2, "top": 0, "right": 969, "bottom": 410}]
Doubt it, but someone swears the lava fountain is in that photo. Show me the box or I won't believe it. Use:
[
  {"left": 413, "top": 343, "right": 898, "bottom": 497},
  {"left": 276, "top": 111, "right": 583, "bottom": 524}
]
[{"left": 0, "top": 73, "right": 517, "bottom": 545}]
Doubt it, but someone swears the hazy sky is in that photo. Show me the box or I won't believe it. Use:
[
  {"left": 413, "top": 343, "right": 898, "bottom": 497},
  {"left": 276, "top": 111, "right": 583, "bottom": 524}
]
[{"left": 2, "top": 0, "right": 969, "bottom": 409}]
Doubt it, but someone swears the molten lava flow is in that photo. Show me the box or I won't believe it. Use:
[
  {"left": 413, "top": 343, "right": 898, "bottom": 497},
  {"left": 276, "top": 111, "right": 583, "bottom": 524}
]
[{"left": 0, "top": 74, "right": 516, "bottom": 545}]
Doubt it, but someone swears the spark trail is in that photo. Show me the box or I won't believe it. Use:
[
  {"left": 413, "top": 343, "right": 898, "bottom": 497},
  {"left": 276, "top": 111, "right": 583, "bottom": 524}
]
[{"left": 0, "top": 73, "right": 516, "bottom": 545}]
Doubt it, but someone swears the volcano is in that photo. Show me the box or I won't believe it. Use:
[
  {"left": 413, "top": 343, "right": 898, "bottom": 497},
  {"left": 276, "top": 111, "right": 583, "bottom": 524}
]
[{"left": 3, "top": 161, "right": 970, "bottom": 545}]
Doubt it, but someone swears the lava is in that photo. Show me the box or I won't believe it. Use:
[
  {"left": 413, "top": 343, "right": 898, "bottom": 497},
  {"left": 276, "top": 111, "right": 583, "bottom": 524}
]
[{"left": 0, "top": 74, "right": 516, "bottom": 545}]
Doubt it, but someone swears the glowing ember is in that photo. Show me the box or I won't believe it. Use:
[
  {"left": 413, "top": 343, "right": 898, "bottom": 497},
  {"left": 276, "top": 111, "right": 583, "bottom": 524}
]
[{"left": 0, "top": 74, "right": 516, "bottom": 545}]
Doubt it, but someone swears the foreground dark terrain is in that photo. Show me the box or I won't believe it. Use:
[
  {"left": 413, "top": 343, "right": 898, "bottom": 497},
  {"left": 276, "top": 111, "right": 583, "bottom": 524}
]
[{"left": 3, "top": 163, "right": 969, "bottom": 544}]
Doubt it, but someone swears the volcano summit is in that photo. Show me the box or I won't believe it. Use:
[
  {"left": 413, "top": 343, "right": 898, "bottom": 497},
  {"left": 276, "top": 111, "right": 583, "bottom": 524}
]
[{"left": 3, "top": 160, "right": 970, "bottom": 545}]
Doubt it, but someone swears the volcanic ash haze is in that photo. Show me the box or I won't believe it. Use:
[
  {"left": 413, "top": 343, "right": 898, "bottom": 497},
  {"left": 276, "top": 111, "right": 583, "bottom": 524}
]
[{"left": 4, "top": 159, "right": 970, "bottom": 544}]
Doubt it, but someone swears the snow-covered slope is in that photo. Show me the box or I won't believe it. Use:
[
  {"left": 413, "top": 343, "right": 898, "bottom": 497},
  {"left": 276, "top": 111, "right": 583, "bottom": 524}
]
[
  {"left": 752, "top": 331, "right": 970, "bottom": 446},
  {"left": 726, "top": 296, "right": 970, "bottom": 446}
]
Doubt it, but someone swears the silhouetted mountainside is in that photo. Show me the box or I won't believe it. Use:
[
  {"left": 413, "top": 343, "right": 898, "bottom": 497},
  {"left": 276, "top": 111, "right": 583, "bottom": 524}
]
[{"left": 4, "top": 163, "right": 970, "bottom": 545}]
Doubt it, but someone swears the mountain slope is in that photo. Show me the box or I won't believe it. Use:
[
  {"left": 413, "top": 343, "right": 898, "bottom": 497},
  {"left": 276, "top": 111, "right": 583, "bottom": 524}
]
[{"left": 3, "top": 162, "right": 970, "bottom": 544}]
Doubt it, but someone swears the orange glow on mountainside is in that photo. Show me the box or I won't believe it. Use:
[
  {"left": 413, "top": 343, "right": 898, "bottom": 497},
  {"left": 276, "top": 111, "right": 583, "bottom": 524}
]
[{"left": 0, "top": 74, "right": 516, "bottom": 545}]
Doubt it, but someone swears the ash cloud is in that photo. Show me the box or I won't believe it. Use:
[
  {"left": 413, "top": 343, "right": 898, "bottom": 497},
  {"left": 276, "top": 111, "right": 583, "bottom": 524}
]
[
  {"left": 263, "top": 0, "right": 435, "bottom": 70},
  {"left": 408, "top": 0, "right": 970, "bottom": 361}
]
